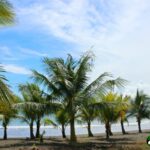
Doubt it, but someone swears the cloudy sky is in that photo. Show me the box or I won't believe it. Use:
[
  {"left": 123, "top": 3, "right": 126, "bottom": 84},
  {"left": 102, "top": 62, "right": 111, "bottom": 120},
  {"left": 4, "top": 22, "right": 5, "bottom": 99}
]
[{"left": 1, "top": 0, "right": 150, "bottom": 95}]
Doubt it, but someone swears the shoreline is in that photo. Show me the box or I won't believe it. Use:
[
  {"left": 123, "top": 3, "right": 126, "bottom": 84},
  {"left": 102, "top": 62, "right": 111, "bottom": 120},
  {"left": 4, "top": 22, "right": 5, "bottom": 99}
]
[
  {"left": 0, "top": 129, "right": 150, "bottom": 140},
  {"left": 0, "top": 129, "right": 150, "bottom": 150},
  {"left": 0, "top": 120, "right": 150, "bottom": 138}
]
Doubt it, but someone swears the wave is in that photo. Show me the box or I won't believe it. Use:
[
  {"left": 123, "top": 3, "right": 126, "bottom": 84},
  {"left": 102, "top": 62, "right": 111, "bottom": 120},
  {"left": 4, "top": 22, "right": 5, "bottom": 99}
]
[{"left": 0, "top": 120, "right": 149, "bottom": 129}]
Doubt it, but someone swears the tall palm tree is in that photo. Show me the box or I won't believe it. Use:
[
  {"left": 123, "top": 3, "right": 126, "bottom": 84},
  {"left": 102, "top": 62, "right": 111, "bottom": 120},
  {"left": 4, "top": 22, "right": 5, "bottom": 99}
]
[
  {"left": 32, "top": 52, "right": 127, "bottom": 142},
  {"left": 0, "top": 0, "right": 15, "bottom": 26},
  {"left": 32, "top": 52, "right": 117, "bottom": 142},
  {"left": 129, "top": 90, "right": 150, "bottom": 133}
]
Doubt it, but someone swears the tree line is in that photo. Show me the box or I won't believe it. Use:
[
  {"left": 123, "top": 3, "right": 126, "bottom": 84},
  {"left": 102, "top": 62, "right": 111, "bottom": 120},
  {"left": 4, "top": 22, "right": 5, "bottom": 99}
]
[{"left": 0, "top": 52, "right": 150, "bottom": 142}]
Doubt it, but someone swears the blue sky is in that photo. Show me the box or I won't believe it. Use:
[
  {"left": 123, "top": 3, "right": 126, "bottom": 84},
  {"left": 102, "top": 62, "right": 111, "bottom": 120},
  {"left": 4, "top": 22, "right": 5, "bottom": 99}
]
[{"left": 1, "top": 0, "right": 150, "bottom": 95}]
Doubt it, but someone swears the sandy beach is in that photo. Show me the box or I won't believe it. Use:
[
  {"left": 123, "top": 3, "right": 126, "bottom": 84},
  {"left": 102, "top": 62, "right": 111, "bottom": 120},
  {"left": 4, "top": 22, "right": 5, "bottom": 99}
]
[{"left": 0, "top": 130, "right": 150, "bottom": 150}]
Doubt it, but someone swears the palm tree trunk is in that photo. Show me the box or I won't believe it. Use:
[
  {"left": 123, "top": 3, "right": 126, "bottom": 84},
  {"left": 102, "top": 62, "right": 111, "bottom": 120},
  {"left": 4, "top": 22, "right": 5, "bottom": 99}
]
[
  {"left": 105, "top": 121, "right": 109, "bottom": 140},
  {"left": 70, "top": 117, "right": 76, "bottom": 142},
  {"left": 36, "top": 118, "right": 40, "bottom": 138},
  {"left": 121, "top": 119, "right": 126, "bottom": 134},
  {"left": 70, "top": 99, "right": 77, "bottom": 142},
  {"left": 29, "top": 120, "right": 34, "bottom": 139},
  {"left": 137, "top": 117, "right": 142, "bottom": 133},
  {"left": 62, "top": 124, "right": 66, "bottom": 138},
  {"left": 3, "top": 125, "right": 7, "bottom": 140},
  {"left": 87, "top": 121, "right": 93, "bottom": 137},
  {"left": 109, "top": 124, "right": 113, "bottom": 136}
]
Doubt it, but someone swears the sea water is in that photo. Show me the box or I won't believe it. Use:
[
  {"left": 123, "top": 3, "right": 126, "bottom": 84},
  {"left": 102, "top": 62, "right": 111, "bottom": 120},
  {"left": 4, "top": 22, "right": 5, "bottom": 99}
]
[{"left": 0, "top": 118, "right": 150, "bottom": 138}]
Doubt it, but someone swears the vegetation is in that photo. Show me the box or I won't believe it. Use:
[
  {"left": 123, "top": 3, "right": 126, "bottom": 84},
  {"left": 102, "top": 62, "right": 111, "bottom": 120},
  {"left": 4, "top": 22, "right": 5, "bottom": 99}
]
[
  {"left": 129, "top": 90, "right": 150, "bottom": 133},
  {"left": 16, "top": 83, "right": 59, "bottom": 139},
  {"left": 117, "top": 95, "right": 130, "bottom": 134},
  {"left": 31, "top": 52, "right": 127, "bottom": 142},
  {"left": 0, "top": 67, "right": 13, "bottom": 103},
  {"left": 44, "top": 105, "right": 69, "bottom": 139},
  {"left": 0, "top": 2, "right": 149, "bottom": 150},
  {"left": 0, "top": 0, "right": 15, "bottom": 26},
  {"left": 0, "top": 52, "right": 150, "bottom": 143},
  {"left": 0, "top": 101, "right": 17, "bottom": 139},
  {"left": 0, "top": 94, "right": 18, "bottom": 140},
  {"left": 53, "top": 106, "right": 69, "bottom": 138},
  {"left": 15, "top": 83, "right": 46, "bottom": 139},
  {"left": 94, "top": 92, "right": 119, "bottom": 139},
  {"left": 78, "top": 97, "right": 98, "bottom": 137}
]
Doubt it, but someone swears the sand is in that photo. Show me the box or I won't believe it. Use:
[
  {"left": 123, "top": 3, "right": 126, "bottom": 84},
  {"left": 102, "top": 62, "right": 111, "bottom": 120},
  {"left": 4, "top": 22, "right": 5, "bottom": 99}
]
[{"left": 0, "top": 130, "right": 150, "bottom": 150}]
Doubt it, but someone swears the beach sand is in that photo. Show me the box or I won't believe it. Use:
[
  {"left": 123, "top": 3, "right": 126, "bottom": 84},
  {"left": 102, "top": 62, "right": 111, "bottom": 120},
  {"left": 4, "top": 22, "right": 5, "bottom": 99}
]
[{"left": 0, "top": 130, "right": 150, "bottom": 150}]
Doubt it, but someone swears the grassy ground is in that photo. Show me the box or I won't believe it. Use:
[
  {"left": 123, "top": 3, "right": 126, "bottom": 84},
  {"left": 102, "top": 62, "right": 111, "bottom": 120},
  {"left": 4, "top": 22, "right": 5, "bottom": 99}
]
[{"left": 0, "top": 130, "right": 150, "bottom": 150}]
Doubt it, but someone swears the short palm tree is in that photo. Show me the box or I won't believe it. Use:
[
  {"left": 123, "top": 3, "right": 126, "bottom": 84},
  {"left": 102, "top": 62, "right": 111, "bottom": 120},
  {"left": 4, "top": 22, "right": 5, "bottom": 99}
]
[
  {"left": 0, "top": 0, "right": 15, "bottom": 26},
  {"left": 94, "top": 92, "right": 124, "bottom": 140},
  {"left": 99, "top": 77, "right": 127, "bottom": 135},
  {"left": 16, "top": 83, "right": 42, "bottom": 139},
  {"left": 32, "top": 52, "right": 120, "bottom": 142},
  {"left": 15, "top": 96, "right": 36, "bottom": 139},
  {"left": 116, "top": 95, "right": 130, "bottom": 135},
  {"left": 44, "top": 105, "right": 69, "bottom": 138},
  {"left": 55, "top": 106, "right": 69, "bottom": 138},
  {"left": 78, "top": 98, "right": 98, "bottom": 137},
  {"left": 17, "top": 83, "right": 58, "bottom": 139},
  {"left": 129, "top": 90, "right": 150, "bottom": 133},
  {"left": 0, "top": 95, "right": 18, "bottom": 140}
]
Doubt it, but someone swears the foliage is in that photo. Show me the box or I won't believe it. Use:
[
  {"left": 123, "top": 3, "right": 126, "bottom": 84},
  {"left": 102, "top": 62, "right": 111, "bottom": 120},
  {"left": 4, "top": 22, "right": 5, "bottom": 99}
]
[
  {"left": 32, "top": 51, "right": 128, "bottom": 141},
  {"left": 0, "top": 95, "right": 19, "bottom": 139},
  {"left": 129, "top": 90, "right": 150, "bottom": 119},
  {"left": 0, "top": 66, "right": 13, "bottom": 103},
  {"left": 128, "top": 90, "right": 150, "bottom": 133},
  {"left": 0, "top": 0, "right": 15, "bottom": 26}
]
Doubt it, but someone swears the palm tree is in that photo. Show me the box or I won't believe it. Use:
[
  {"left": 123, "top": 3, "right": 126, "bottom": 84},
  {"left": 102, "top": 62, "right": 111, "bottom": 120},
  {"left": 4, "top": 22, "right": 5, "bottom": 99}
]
[
  {"left": 0, "top": 0, "right": 15, "bottom": 26},
  {"left": 95, "top": 93, "right": 119, "bottom": 140},
  {"left": 117, "top": 95, "right": 130, "bottom": 135},
  {"left": 32, "top": 52, "right": 127, "bottom": 142},
  {"left": 32, "top": 52, "right": 118, "bottom": 142},
  {"left": 100, "top": 77, "right": 127, "bottom": 135},
  {"left": 0, "top": 95, "right": 18, "bottom": 140},
  {"left": 18, "top": 83, "right": 47, "bottom": 139},
  {"left": 44, "top": 106, "right": 69, "bottom": 138},
  {"left": 17, "top": 83, "right": 58, "bottom": 139},
  {"left": 15, "top": 98, "right": 36, "bottom": 139},
  {"left": 78, "top": 98, "right": 98, "bottom": 137},
  {"left": 129, "top": 90, "right": 150, "bottom": 133},
  {"left": 55, "top": 106, "right": 69, "bottom": 138}
]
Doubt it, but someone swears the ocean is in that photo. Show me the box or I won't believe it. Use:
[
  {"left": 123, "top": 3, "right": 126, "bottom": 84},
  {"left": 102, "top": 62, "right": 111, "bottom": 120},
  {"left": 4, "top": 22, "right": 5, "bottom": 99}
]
[{"left": 0, "top": 118, "right": 150, "bottom": 138}]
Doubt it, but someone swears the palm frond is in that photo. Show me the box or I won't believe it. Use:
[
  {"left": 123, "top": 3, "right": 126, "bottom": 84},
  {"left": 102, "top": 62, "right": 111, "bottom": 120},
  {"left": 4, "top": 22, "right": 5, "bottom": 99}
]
[{"left": 0, "top": 0, "right": 15, "bottom": 26}]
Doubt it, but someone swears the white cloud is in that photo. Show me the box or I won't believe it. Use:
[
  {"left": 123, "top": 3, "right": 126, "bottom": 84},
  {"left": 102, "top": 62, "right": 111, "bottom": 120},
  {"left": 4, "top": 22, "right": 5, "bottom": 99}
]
[
  {"left": 20, "top": 48, "right": 48, "bottom": 57},
  {"left": 0, "top": 45, "right": 47, "bottom": 62},
  {"left": 2, "top": 64, "right": 31, "bottom": 75},
  {"left": 0, "top": 46, "right": 18, "bottom": 61},
  {"left": 12, "top": 0, "right": 150, "bottom": 94}
]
